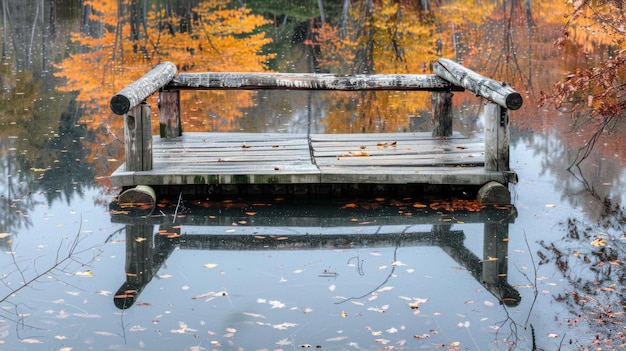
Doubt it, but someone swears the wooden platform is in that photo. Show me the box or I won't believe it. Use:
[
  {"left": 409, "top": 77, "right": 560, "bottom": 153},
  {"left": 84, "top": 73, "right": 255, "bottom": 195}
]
[{"left": 110, "top": 132, "right": 517, "bottom": 190}]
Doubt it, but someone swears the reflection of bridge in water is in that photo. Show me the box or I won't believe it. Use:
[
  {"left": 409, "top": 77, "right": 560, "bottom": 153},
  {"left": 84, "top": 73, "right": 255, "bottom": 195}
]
[{"left": 110, "top": 201, "right": 520, "bottom": 309}]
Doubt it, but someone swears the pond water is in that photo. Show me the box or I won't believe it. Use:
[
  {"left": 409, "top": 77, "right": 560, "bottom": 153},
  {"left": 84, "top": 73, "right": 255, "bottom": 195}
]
[{"left": 1, "top": 2, "right": 626, "bottom": 351}]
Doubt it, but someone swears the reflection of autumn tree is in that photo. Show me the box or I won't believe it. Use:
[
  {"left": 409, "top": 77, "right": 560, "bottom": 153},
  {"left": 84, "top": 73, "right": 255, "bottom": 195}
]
[
  {"left": 310, "top": 0, "right": 448, "bottom": 132},
  {"left": 54, "top": 0, "right": 275, "bottom": 177},
  {"left": 539, "top": 1, "right": 625, "bottom": 167},
  {"left": 538, "top": 200, "right": 626, "bottom": 350}
]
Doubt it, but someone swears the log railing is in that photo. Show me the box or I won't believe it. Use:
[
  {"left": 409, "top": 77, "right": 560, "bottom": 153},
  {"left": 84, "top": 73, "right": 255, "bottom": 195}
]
[{"left": 110, "top": 58, "right": 522, "bottom": 173}]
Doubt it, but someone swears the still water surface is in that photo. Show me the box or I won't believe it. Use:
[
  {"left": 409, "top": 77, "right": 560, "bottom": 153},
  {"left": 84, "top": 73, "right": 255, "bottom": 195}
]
[{"left": 1, "top": 2, "right": 626, "bottom": 351}]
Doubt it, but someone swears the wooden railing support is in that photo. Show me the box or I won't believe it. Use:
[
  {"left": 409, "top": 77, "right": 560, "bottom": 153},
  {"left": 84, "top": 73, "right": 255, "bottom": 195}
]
[
  {"left": 158, "top": 90, "right": 182, "bottom": 138},
  {"left": 124, "top": 102, "right": 153, "bottom": 171},
  {"left": 484, "top": 102, "right": 509, "bottom": 171},
  {"left": 431, "top": 91, "right": 453, "bottom": 138}
]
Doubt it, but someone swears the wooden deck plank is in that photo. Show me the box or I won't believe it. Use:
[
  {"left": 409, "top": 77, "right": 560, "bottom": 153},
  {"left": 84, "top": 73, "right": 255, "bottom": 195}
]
[{"left": 110, "top": 132, "right": 515, "bottom": 188}]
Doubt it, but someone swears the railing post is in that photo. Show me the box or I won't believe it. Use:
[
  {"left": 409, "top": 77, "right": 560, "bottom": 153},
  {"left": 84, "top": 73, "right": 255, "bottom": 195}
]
[
  {"left": 431, "top": 90, "right": 453, "bottom": 138},
  {"left": 159, "top": 90, "right": 182, "bottom": 138},
  {"left": 124, "top": 101, "right": 153, "bottom": 171},
  {"left": 484, "top": 102, "right": 509, "bottom": 171}
]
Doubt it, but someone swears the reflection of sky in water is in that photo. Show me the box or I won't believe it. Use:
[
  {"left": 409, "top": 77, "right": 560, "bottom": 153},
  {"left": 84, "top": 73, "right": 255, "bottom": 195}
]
[{"left": 1, "top": 188, "right": 521, "bottom": 349}]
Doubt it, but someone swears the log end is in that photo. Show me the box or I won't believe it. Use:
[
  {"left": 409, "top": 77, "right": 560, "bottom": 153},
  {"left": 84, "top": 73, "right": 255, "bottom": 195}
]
[
  {"left": 505, "top": 92, "right": 523, "bottom": 110},
  {"left": 111, "top": 94, "right": 131, "bottom": 115}
]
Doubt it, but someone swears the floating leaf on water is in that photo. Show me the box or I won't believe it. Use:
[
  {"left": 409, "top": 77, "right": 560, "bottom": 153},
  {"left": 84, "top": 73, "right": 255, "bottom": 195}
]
[
  {"left": 341, "top": 203, "right": 358, "bottom": 209},
  {"left": 203, "top": 263, "right": 218, "bottom": 269},
  {"left": 269, "top": 300, "right": 285, "bottom": 309},
  {"left": 386, "top": 327, "right": 398, "bottom": 333},
  {"left": 276, "top": 338, "right": 292, "bottom": 346},
  {"left": 412, "top": 203, "right": 427, "bottom": 208},
  {"left": 377, "top": 286, "right": 393, "bottom": 293},
  {"left": 547, "top": 333, "right": 559, "bottom": 338},
  {"left": 94, "top": 331, "right": 117, "bottom": 337},
  {"left": 326, "top": 336, "right": 348, "bottom": 342},
  {"left": 484, "top": 301, "right": 495, "bottom": 307},
  {"left": 21, "top": 339, "right": 43, "bottom": 344},
  {"left": 590, "top": 237, "right": 607, "bottom": 247},
  {"left": 0, "top": 233, "right": 10, "bottom": 239},
  {"left": 54, "top": 335, "right": 67, "bottom": 340},
  {"left": 75, "top": 270, "right": 93, "bottom": 276},
  {"left": 328, "top": 284, "right": 336, "bottom": 291},
  {"left": 242, "top": 312, "right": 266, "bottom": 319},
  {"left": 129, "top": 325, "right": 147, "bottom": 332},
  {"left": 273, "top": 322, "right": 298, "bottom": 330},
  {"left": 545, "top": 204, "right": 556, "bottom": 208},
  {"left": 135, "top": 237, "right": 147, "bottom": 243},
  {"left": 340, "top": 311, "right": 348, "bottom": 318}
]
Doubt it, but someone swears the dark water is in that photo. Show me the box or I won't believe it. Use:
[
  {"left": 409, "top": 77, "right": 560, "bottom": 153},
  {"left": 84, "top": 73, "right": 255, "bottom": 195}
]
[{"left": 1, "top": 2, "right": 625, "bottom": 351}]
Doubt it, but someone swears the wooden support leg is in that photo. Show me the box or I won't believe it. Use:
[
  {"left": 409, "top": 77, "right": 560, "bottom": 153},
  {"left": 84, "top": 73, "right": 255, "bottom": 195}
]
[
  {"left": 159, "top": 90, "right": 182, "bottom": 138},
  {"left": 124, "top": 102, "right": 153, "bottom": 171},
  {"left": 484, "top": 102, "right": 510, "bottom": 172},
  {"left": 431, "top": 90, "right": 453, "bottom": 138}
]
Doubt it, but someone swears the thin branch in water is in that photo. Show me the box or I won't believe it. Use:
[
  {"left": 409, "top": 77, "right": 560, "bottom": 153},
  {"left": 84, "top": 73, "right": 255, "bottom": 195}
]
[{"left": 173, "top": 191, "right": 183, "bottom": 224}]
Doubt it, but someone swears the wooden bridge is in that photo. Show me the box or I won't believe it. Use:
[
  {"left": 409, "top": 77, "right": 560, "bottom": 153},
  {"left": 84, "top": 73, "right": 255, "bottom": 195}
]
[{"left": 109, "top": 58, "right": 522, "bottom": 201}]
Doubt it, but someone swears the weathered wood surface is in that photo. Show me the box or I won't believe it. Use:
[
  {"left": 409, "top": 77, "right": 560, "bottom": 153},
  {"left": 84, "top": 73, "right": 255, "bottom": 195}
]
[
  {"left": 110, "top": 132, "right": 517, "bottom": 187},
  {"left": 431, "top": 91, "right": 453, "bottom": 137},
  {"left": 158, "top": 90, "right": 182, "bottom": 138},
  {"left": 433, "top": 58, "right": 523, "bottom": 110},
  {"left": 123, "top": 102, "right": 152, "bottom": 171},
  {"left": 166, "top": 72, "right": 464, "bottom": 91},
  {"left": 484, "top": 102, "right": 510, "bottom": 171},
  {"left": 110, "top": 62, "right": 177, "bottom": 115}
]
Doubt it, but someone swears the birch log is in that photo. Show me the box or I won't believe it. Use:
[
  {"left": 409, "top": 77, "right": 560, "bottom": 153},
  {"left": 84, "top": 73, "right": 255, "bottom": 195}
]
[
  {"left": 166, "top": 73, "right": 462, "bottom": 91},
  {"left": 433, "top": 58, "right": 523, "bottom": 110}
]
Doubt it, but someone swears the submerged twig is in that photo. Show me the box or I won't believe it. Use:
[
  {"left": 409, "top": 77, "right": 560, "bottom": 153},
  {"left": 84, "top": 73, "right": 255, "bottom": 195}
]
[{"left": 173, "top": 191, "right": 183, "bottom": 224}]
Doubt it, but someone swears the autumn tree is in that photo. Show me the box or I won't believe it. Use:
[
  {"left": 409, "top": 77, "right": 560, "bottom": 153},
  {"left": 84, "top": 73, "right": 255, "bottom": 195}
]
[
  {"left": 309, "top": 0, "right": 465, "bottom": 132},
  {"left": 542, "top": 0, "right": 626, "bottom": 167},
  {"left": 54, "top": 0, "right": 274, "bottom": 126}
]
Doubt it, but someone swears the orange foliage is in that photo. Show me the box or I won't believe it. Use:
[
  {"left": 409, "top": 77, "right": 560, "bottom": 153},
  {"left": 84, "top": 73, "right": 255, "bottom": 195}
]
[{"left": 54, "top": 0, "right": 274, "bottom": 131}]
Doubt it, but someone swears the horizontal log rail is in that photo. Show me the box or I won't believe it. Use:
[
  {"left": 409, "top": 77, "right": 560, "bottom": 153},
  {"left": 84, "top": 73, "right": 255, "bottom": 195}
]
[
  {"left": 109, "top": 59, "right": 521, "bottom": 184},
  {"left": 166, "top": 72, "right": 464, "bottom": 92}
]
